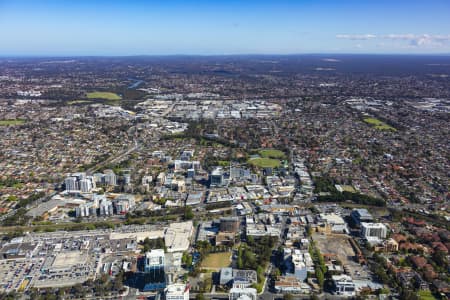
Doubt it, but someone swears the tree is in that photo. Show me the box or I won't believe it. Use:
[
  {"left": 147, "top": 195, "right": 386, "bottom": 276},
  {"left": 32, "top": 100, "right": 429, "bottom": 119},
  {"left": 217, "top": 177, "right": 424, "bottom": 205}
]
[
  {"left": 184, "top": 206, "right": 194, "bottom": 220},
  {"left": 399, "top": 289, "right": 419, "bottom": 300},
  {"left": 283, "top": 294, "right": 293, "bottom": 300},
  {"left": 315, "top": 267, "right": 324, "bottom": 288},
  {"left": 306, "top": 225, "right": 313, "bottom": 237},
  {"left": 195, "top": 293, "right": 205, "bottom": 300},
  {"left": 182, "top": 251, "right": 193, "bottom": 267}
]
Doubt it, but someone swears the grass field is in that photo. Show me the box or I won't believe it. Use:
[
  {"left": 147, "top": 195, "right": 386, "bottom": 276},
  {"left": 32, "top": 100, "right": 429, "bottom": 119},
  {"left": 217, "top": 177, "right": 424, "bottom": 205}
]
[
  {"left": 248, "top": 157, "right": 281, "bottom": 168},
  {"left": 86, "top": 92, "right": 122, "bottom": 100},
  {"left": 341, "top": 185, "right": 356, "bottom": 193},
  {"left": 0, "top": 119, "right": 25, "bottom": 126},
  {"left": 67, "top": 100, "right": 93, "bottom": 105},
  {"left": 201, "top": 252, "right": 231, "bottom": 269},
  {"left": 259, "top": 149, "right": 286, "bottom": 159},
  {"left": 418, "top": 290, "right": 436, "bottom": 300},
  {"left": 363, "top": 117, "right": 397, "bottom": 131}
]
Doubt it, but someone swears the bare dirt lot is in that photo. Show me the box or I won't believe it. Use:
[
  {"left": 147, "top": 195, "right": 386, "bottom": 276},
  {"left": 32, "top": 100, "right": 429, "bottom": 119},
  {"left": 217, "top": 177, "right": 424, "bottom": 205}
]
[{"left": 312, "top": 233, "right": 355, "bottom": 264}]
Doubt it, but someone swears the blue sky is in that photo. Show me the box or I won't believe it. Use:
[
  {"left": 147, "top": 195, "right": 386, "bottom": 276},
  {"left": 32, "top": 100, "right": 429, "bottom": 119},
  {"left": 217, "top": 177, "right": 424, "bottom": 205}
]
[{"left": 0, "top": 0, "right": 449, "bottom": 56}]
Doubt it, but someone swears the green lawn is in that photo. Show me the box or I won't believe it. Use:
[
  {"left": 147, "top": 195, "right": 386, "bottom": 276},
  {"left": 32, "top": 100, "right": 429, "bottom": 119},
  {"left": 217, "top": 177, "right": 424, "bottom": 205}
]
[
  {"left": 248, "top": 157, "right": 281, "bottom": 168},
  {"left": 0, "top": 119, "right": 25, "bottom": 126},
  {"left": 86, "top": 92, "right": 122, "bottom": 100},
  {"left": 201, "top": 252, "right": 231, "bottom": 269},
  {"left": 418, "top": 290, "right": 436, "bottom": 300},
  {"left": 217, "top": 160, "right": 230, "bottom": 167},
  {"left": 259, "top": 149, "right": 286, "bottom": 159},
  {"left": 67, "top": 100, "right": 93, "bottom": 105},
  {"left": 341, "top": 185, "right": 356, "bottom": 193},
  {"left": 363, "top": 117, "right": 397, "bottom": 131}
]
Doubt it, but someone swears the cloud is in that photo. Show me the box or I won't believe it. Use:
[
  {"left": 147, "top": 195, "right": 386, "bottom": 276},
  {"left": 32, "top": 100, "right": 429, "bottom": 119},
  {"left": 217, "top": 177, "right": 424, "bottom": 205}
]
[
  {"left": 336, "top": 33, "right": 450, "bottom": 48},
  {"left": 382, "top": 34, "right": 450, "bottom": 47},
  {"left": 336, "top": 34, "right": 377, "bottom": 40}
]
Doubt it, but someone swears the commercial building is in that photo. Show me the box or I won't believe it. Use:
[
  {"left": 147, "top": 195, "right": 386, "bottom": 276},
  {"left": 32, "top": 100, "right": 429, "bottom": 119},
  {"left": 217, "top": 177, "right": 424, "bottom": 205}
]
[
  {"left": 361, "top": 223, "right": 387, "bottom": 239},
  {"left": 174, "top": 160, "right": 200, "bottom": 172},
  {"left": 332, "top": 275, "right": 356, "bottom": 297},
  {"left": 210, "top": 167, "right": 225, "bottom": 187},
  {"left": 145, "top": 249, "right": 165, "bottom": 272},
  {"left": 351, "top": 209, "right": 374, "bottom": 225},
  {"left": 274, "top": 276, "right": 311, "bottom": 294},
  {"left": 220, "top": 267, "right": 234, "bottom": 285},
  {"left": 220, "top": 217, "right": 240, "bottom": 233},
  {"left": 229, "top": 286, "right": 257, "bottom": 300},
  {"left": 316, "top": 213, "right": 348, "bottom": 234},
  {"left": 164, "top": 221, "right": 193, "bottom": 253},
  {"left": 165, "top": 283, "right": 189, "bottom": 300},
  {"left": 288, "top": 249, "right": 314, "bottom": 282}
]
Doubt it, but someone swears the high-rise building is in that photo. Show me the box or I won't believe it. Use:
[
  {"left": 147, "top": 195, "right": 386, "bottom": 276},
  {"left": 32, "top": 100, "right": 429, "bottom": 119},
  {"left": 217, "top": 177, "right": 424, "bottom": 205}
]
[
  {"left": 79, "top": 179, "right": 92, "bottom": 193},
  {"left": 99, "top": 199, "right": 113, "bottom": 216},
  {"left": 65, "top": 173, "right": 95, "bottom": 193},
  {"left": 145, "top": 249, "right": 165, "bottom": 272},
  {"left": 124, "top": 174, "right": 131, "bottom": 185},
  {"left": 210, "top": 167, "right": 224, "bottom": 187},
  {"left": 360, "top": 223, "right": 387, "bottom": 239},
  {"left": 113, "top": 194, "right": 135, "bottom": 214},
  {"left": 103, "top": 170, "right": 117, "bottom": 186},
  {"left": 65, "top": 176, "right": 79, "bottom": 192}
]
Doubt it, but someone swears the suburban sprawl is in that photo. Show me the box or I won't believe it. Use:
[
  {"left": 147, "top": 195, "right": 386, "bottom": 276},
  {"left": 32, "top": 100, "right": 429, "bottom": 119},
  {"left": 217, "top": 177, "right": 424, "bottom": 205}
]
[{"left": 0, "top": 55, "right": 449, "bottom": 300}]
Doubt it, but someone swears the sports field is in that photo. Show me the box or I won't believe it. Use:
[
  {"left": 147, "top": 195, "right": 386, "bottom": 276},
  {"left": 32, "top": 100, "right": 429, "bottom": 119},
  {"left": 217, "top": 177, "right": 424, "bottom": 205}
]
[
  {"left": 86, "top": 91, "right": 122, "bottom": 100},
  {"left": 0, "top": 119, "right": 25, "bottom": 126},
  {"left": 363, "top": 117, "right": 396, "bottom": 131},
  {"left": 259, "top": 149, "right": 286, "bottom": 159},
  {"left": 248, "top": 157, "right": 281, "bottom": 168}
]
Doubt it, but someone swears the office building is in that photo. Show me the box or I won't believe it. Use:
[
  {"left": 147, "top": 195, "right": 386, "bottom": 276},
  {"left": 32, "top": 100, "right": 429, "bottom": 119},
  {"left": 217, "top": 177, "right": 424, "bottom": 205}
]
[
  {"left": 351, "top": 208, "right": 374, "bottom": 225},
  {"left": 187, "top": 168, "right": 195, "bottom": 178},
  {"left": 229, "top": 286, "right": 257, "bottom": 300},
  {"left": 210, "top": 167, "right": 224, "bottom": 187},
  {"left": 165, "top": 284, "right": 189, "bottom": 300},
  {"left": 145, "top": 249, "right": 165, "bottom": 272},
  {"left": 332, "top": 275, "right": 356, "bottom": 297},
  {"left": 220, "top": 217, "right": 240, "bottom": 233},
  {"left": 361, "top": 223, "right": 387, "bottom": 239}
]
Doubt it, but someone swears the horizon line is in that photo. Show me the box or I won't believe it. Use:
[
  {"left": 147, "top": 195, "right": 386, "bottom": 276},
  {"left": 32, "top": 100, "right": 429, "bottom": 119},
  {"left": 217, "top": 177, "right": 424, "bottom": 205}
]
[{"left": 1, "top": 52, "right": 450, "bottom": 59}]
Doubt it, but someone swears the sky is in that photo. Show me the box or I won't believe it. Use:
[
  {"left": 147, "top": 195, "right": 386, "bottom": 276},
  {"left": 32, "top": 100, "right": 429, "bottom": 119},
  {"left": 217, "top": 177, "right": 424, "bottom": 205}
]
[{"left": 0, "top": 0, "right": 450, "bottom": 56}]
